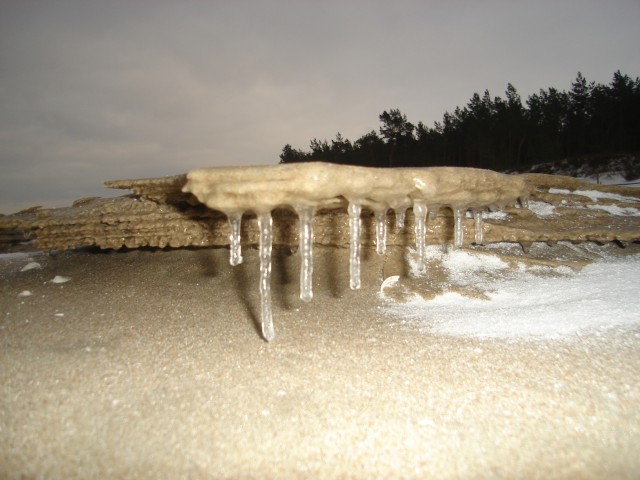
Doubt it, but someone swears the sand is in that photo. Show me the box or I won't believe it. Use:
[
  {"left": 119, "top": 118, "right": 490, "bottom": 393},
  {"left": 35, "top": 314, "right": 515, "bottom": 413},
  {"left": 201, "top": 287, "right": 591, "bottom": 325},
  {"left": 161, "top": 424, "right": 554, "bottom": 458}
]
[{"left": 1, "top": 245, "right": 640, "bottom": 479}]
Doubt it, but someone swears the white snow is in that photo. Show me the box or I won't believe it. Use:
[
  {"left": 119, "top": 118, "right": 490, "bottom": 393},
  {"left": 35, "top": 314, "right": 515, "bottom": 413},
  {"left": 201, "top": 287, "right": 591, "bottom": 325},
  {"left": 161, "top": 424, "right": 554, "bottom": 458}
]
[
  {"left": 484, "top": 211, "right": 509, "bottom": 220},
  {"left": 0, "top": 252, "right": 36, "bottom": 262},
  {"left": 586, "top": 204, "right": 640, "bottom": 216},
  {"left": 442, "top": 250, "right": 509, "bottom": 279},
  {"left": 50, "top": 275, "right": 71, "bottom": 284},
  {"left": 528, "top": 201, "right": 556, "bottom": 217},
  {"left": 380, "top": 275, "right": 400, "bottom": 293},
  {"left": 20, "top": 261, "right": 42, "bottom": 272},
  {"left": 549, "top": 188, "right": 639, "bottom": 203},
  {"left": 383, "top": 249, "right": 640, "bottom": 341}
]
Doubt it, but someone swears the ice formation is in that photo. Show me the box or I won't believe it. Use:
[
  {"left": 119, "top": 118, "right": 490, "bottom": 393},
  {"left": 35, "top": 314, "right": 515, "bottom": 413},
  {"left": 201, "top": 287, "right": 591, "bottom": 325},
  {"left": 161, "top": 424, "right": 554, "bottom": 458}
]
[
  {"left": 413, "top": 201, "right": 428, "bottom": 271},
  {"left": 257, "top": 213, "right": 274, "bottom": 341},
  {"left": 375, "top": 209, "right": 388, "bottom": 255},
  {"left": 296, "top": 205, "right": 314, "bottom": 302},
  {"left": 184, "top": 162, "right": 528, "bottom": 341},
  {"left": 228, "top": 213, "right": 243, "bottom": 266},
  {"left": 348, "top": 202, "right": 362, "bottom": 290},
  {"left": 474, "top": 211, "right": 484, "bottom": 245}
]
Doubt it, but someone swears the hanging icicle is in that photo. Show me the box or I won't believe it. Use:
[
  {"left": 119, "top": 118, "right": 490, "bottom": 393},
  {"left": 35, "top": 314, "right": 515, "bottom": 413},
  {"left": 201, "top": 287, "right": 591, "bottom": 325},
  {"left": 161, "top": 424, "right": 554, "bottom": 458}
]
[
  {"left": 296, "top": 205, "right": 314, "bottom": 302},
  {"left": 395, "top": 208, "right": 406, "bottom": 230},
  {"left": 348, "top": 202, "right": 362, "bottom": 290},
  {"left": 454, "top": 208, "right": 465, "bottom": 249},
  {"left": 257, "top": 212, "right": 275, "bottom": 341},
  {"left": 181, "top": 162, "right": 530, "bottom": 340},
  {"left": 413, "top": 200, "right": 428, "bottom": 270},
  {"left": 375, "top": 209, "right": 388, "bottom": 255},
  {"left": 474, "top": 210, "right": 484, "bottom": 245},
  {"left": 228, "top": 212, "right": 243, "bottom": 266}
]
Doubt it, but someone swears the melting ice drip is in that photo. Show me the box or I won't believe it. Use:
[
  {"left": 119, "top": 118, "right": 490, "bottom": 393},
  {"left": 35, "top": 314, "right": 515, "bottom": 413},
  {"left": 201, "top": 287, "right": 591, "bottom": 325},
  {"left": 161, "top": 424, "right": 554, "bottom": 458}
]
[{"left": 183, "top": 162, "right": 528, "bottom": 341}]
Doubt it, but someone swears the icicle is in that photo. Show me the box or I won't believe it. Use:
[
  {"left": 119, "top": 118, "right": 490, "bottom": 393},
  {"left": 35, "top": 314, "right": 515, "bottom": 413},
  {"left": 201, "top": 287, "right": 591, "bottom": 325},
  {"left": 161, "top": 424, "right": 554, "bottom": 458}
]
[
  {"left": 413, "top": 200, "right": 428, "bottom": 271},
  {"left": 257, "top": 212, "right": 275, "bottom": 341},
  {"left": 394, "top": 208, "right": 406, "bottom": 229},
  {"left": 374, "top": 209, "right": 388, "bottom": 255},
  {"left": 296, "top": 205, "right": 314, "bottom": 302},
  {"left": 228, "top": 213, "right": 243, "bottom": 266},
  {"left": 474, "top": 210, "right": 484, "bottom": 245},
  {"left": 454, "top": 208, "right": 465, "bottom": 249},
  {"left": 348, "top": 202, "right": 362, "bottom": 290}
]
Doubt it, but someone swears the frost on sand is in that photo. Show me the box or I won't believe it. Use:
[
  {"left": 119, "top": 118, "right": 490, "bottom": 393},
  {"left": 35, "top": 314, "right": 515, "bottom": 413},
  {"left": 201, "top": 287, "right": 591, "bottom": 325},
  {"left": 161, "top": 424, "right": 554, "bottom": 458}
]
[
  {"left": 383, "top": 246, "right": 640, "bottom": 341},
  {"left": 184, "top": 162, "right": 527, "bottom": 341}
]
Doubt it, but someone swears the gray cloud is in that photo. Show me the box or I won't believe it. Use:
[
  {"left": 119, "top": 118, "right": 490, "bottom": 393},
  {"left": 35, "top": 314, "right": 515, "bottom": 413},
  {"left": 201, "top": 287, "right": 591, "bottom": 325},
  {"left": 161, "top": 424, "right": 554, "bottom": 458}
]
[{"left": 1, "top": 0, "right": 639, "bottom": 213}]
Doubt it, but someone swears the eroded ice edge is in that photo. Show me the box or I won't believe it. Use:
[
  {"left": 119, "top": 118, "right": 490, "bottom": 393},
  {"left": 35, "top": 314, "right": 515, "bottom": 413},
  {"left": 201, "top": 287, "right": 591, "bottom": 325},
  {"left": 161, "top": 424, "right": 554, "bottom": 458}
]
[
  {"left": 382, "top": 245, "right": 640, "bottom": 341},
  {"left": 184, "top": 162, "right": 528, "bottom": 341}
]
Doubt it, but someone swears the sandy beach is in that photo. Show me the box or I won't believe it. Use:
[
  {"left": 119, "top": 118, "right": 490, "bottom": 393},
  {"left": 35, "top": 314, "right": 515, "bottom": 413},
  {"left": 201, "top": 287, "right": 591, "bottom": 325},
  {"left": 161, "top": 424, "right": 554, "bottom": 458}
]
[{"left": 1, "top": 244, "right": 639, "bottom": 478}]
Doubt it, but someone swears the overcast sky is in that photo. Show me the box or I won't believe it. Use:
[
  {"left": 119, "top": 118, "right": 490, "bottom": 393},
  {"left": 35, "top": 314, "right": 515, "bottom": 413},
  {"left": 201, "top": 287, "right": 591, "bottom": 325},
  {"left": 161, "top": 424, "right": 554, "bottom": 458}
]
[{"left": 1, "top": 0, "right": 639, "bottom": 213}]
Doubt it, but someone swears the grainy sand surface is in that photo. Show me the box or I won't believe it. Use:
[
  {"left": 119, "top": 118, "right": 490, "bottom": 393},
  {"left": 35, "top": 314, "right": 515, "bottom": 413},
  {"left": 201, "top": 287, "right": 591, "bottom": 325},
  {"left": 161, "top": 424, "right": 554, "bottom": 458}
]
[{"left": 1, "top": 246, "right": 639, "bottom": 479}]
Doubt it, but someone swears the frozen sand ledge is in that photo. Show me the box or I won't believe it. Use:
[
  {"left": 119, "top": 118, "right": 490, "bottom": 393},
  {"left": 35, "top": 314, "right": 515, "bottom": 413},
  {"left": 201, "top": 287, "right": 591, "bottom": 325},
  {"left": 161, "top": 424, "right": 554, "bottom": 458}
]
[
  {"left": 182, "top": 163, "right": 528, "bottom": 339},
  {"left": 183, "top": 162, "right": 527, "bottom": 213},
  {"left": 2, "top": 163, "right": 640, "bottom": 341}
]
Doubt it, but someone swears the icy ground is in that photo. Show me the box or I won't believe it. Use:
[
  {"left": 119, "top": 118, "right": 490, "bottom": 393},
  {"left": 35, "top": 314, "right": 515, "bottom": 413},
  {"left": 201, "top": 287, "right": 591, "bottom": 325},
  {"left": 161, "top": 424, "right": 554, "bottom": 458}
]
[{"left": 381, "top": 243, "right": 640, "bottom": 341}]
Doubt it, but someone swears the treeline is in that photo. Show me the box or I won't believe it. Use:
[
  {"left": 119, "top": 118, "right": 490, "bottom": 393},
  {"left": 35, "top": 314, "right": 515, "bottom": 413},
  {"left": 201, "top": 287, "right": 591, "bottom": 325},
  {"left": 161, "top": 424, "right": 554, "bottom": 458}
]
[{"left": 279, "top": 71, "right": 640, "bottom": 171}]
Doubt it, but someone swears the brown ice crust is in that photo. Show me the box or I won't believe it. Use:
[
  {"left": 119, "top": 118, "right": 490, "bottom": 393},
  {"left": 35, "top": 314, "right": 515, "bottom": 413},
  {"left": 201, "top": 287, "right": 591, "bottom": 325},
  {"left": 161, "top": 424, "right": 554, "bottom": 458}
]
[{"left": 183, "top": 162, "right": 528, "bottom": 214}]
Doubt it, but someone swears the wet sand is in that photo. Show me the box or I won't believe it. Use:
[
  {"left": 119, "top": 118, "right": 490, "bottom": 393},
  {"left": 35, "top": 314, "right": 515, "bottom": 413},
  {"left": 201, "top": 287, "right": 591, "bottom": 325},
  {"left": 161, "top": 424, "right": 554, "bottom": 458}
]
[{"left": 1, "top": 246, "right": 640, "bottom": 479}]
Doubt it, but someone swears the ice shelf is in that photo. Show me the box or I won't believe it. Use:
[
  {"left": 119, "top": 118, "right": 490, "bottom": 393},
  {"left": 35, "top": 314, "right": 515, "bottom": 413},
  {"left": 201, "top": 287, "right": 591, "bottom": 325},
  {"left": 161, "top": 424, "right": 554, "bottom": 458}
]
[{"left": 183, "top": 162, "right": 529, "bottom": 341}]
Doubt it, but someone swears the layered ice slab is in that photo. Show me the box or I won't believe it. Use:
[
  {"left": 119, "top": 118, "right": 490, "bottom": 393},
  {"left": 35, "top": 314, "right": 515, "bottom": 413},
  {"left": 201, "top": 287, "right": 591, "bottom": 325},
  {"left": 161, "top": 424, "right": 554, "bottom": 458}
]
[{"left": 184, "top": 162, "right": 528, "bottom": 341}]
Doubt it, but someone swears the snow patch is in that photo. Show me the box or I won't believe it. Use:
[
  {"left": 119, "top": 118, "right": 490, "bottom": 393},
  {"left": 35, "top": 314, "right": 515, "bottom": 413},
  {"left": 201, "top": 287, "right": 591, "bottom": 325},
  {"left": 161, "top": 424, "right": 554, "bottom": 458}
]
[
  {"left": 380, "top": 276, "right": 400, "bottom": 293},
  {"left": 527, "top": 201, "right": 556, "bottom": 217},
  {"left": 0, "top": 252, "right": 36, "bottom": 262},
  {"left": 484, "top": 211, "right": 508, "bottom": 220},
  {"left": 443, "top": 250, "right": 507, "bottom": 275},
  {"left": 50, "top": 276, "right": 71, "bottom": 284},
  {"left": 383, "top": 253, "right": 640, "bottom": 341},
  {"left": 405, "top": 245, "right": 444, "bottom": 277},
  {"left": 586, "top": 204, "right": 640, "bottom": 216},
  {"left": 549, "top": 188, "right": 639, "bottom": 203},
  {"left": 21, "top": 262, "right": 42, "bottom": 272}
]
